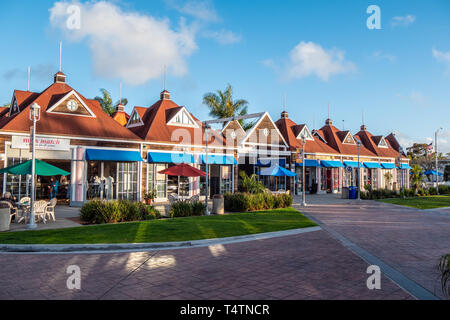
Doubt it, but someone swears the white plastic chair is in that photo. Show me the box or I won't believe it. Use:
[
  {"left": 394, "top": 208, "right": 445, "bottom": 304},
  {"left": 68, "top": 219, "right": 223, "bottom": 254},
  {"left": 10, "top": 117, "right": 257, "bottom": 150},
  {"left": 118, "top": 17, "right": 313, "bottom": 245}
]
[
  {"left": 45, "top": 198, "right": 57, "bottom": 222},
  {"left": 33, "top": 200, "right": 48, "bottom": 224}
]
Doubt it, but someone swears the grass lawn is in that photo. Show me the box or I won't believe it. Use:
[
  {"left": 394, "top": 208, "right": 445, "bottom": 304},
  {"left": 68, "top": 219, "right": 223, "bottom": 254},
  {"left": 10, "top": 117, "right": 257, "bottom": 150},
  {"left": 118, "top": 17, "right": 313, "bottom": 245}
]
[
  {"left": 378, "top": 196, "right": 450, "bottom": 209},
  {"left": 0, "top": 207, "right": 317, "bottom": 244}
]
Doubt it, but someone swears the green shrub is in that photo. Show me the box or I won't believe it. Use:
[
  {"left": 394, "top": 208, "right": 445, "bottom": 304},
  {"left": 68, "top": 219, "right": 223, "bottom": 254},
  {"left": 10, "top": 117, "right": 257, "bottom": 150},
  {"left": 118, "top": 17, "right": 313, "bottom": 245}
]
[
  {"left": 80, "top": 200, "right": 161, "bottom": 224},
  {"left": 224, "top": 192, "right": 293, "bottom": 212},
  {"left": 169, "top": 201, "right": 206, "bottom": 218},
  {"left": 439, "top": 185, "right": 450, "bottom": 195}
]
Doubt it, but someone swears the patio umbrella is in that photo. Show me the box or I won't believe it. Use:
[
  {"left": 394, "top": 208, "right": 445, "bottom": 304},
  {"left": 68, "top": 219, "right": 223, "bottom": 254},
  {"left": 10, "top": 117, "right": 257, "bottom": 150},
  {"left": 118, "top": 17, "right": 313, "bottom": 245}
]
[
  {"left": 158, "top": 163, "right": 206, "bottom": 177},
  {"left": 424, "top": 170, "right": 443, "bottom": 176},
  {"left": 259, "top": 165, "right": 296, "bottom": 192},
  {"left": 0, "top": 159, "right": 70, "bottom": 176},
  {"left": 158, "top": 163, "right": 206, "bottom": 198}
]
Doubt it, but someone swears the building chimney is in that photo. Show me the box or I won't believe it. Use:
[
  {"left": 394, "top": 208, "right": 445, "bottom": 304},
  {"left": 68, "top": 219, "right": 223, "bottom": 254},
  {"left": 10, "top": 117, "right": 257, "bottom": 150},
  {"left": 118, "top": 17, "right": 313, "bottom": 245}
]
[
  {"left": 54, "top": 71, "right": 66, "bottom": 84},
  {"left": 281, "top": 110, "right": 289, "bottom": 119},
  {"left": 160, "top": 90, "right": 170, "bottom": 100},
  {"left": 360, "top": 124, "right": 367, "bottom": 131},
  {"left": 325, "top": 118, "right": 333, "bottom": 126}
]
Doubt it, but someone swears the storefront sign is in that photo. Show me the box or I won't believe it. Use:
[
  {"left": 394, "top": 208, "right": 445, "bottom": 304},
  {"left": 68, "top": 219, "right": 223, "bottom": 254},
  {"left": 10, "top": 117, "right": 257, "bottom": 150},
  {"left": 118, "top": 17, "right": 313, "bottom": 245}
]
[{"left": 11, "top": 135, "right": 70, "bottom": 151}]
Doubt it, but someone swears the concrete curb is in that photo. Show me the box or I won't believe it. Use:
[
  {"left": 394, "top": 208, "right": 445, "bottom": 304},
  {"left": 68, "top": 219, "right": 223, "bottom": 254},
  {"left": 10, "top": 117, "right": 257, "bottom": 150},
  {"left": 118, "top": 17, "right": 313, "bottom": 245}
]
[{"left": 0, "top": 226, "right": 322, "bottom": 255}]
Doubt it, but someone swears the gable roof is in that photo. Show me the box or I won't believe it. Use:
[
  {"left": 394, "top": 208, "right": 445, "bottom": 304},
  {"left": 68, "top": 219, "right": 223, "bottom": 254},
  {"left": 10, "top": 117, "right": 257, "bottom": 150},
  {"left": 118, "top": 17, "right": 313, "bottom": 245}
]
[
  {"left": 0, "top": 79, "right": 141, "bottom": 141},
  {"left": 319, "top": 121, "right": 376, "bottom": 157},
  {"left": 275, "top": 116, "right": 339, "bottom": 154},
  {"left": 242, "top": 112, "right": 289, "bottom": 148},
  {"left": 128, "top": 92, "right": 225, "bottom": 146},
  {"left": 355, "top": 127, "right": 402, "bottom": 159},
  {"left": 112, "top": 110, "right": 130, "bottom": 127}
]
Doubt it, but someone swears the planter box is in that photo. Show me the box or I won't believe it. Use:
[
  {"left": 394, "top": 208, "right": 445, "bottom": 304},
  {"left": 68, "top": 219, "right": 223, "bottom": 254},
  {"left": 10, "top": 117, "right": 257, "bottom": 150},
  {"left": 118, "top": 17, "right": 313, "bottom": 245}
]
[{"left": 0, "top": 207, "right": 11, "bottom": 232}]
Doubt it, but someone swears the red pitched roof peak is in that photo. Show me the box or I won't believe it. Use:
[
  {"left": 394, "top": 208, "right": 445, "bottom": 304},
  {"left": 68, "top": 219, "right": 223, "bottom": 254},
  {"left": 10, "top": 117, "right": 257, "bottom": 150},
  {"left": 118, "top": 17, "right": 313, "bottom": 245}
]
[
  {"left": 54, "top": 71, "right": 66, "bottom": 84},
  {"left": 160, "top": 90, "right": 170, "bottom": 100},
  {"left": 325, "top": 118, "right": 333, "bottom": 126}
]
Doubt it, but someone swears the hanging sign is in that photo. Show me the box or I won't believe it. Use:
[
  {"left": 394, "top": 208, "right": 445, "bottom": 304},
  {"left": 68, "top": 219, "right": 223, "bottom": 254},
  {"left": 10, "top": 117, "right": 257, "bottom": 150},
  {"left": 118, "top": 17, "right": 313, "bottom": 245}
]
[{"left": 12, "top": 135, "right": 70, "bottom": 151}]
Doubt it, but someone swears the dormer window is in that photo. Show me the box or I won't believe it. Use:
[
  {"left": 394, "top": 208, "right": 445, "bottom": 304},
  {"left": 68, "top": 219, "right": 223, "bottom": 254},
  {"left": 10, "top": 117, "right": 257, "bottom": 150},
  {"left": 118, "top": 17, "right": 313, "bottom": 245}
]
[
  {"left": 342, "top": 132, "right": 356, "bottom": 145},
  {"left": 47, "top": 90, "right": 96, "bottom": 118},
  {"left": 127, "top": 108, "right": 144, "bottom": 128},
  {"left": 378, "top": 137, "right": 388, "bottom": 148},
  {"left": 167, "top": 108, "right": 199, "bottom": 128},
  {"left": 296, "top": 126, "right": 314, "bottom": 141},
  {"left": 9, "top": 98, "right": 19, "bottom": 116}
]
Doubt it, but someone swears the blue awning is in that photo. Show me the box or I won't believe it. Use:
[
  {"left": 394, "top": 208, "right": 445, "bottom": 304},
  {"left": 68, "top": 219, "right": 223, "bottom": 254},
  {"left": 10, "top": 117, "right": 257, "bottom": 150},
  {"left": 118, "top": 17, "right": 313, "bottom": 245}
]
[
  {"left": 148, "top": 152, "right": 194, "bottom": 164},
  {"left": 424, "top": 170, "right": 443, "bottom": 176},
  {"left": 257, "top": 158, "right": 286, "bottom": 167},
  {"left": 201, "top": 155, "right": 237, "bottom": 165},
  {"left": 381, "top": 163, "right": 396, "bottom": 169},
  {"left": 321, "top": 160, "right": 344, "bottom": 168},
  {"left": 364, "top": 162, "right": 382, "bottom": 169},
  {"left": 260, "top": 165, "right": 297, "bottom": 177},
  {"left": 296, "top": 159, "right": 320, "bottom": 167},
  {"left": 344, "top": 161, "right": 363, "bottom": 168},
  {"left": 86, "top": 149, "right": 143, "bottom": 162},
  {"left": 398, "top": 163, "right": 411, "bottom": 170}
]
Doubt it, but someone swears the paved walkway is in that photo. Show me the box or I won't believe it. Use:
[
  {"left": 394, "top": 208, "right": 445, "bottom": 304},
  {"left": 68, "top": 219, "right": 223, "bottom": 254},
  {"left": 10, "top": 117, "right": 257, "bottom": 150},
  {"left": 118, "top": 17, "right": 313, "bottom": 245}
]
[
  {"left": 9, "top": 206, "right": 82, "bottom": 232},
  {"left": 0, "top": 230, "right": 411, "bottom": 300},
  {"left": 295, "top": 194, "right": 450, "bottom": 299}
]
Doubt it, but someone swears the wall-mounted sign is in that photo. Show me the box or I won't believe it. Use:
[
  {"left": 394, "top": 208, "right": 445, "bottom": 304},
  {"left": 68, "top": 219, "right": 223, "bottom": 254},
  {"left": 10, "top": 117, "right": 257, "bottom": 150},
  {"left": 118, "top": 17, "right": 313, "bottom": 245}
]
[{"left": 12, "top": 135, "right": 70, "bottom": 151}]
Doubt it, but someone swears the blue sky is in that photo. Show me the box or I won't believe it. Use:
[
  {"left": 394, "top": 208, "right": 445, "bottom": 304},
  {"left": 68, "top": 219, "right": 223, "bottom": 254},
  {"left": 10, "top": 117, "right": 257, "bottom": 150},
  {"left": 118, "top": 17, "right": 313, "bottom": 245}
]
[{"left": 1, "top": 0, "right": 450, "bottom": 151}]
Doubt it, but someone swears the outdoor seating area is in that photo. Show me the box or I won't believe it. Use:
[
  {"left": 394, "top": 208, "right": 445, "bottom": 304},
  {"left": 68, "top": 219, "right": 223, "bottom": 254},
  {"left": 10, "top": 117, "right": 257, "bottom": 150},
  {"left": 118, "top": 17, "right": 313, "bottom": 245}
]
[{"left": 2, "top": 194, "right": 57, "bottom": 225}]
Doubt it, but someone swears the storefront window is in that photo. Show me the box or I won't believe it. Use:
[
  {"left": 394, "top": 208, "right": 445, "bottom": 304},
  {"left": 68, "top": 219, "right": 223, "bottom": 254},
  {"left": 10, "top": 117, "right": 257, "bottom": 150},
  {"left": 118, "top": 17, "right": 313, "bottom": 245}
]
[
  {"left": 118, "top": 162, "right": 137, "bottom": 201},
  {"left": 320, "top": 168, "right": 327, "bottom": 191},
  {"left": 155, "top": 164, "right": 167, "bottom": 199},
  {"left": 5, "top": 157, "right": 30, "bottom": 200},
  {"left": 220, "top": 166, "right": 232, "bottom": 194}
]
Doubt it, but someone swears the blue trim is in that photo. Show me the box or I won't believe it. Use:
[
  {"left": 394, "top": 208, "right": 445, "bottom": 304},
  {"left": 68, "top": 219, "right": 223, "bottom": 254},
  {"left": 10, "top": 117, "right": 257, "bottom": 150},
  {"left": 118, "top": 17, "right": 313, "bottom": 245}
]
[
  {"left": 344, "top": 161, "right": 363, "bottom": 168},
  {"left": 148, "top": 152, "right": 194, "bottom": 164},
  {"left": 321, "top": 160, "right": 344, "bottom": 168},
  {"left": 296, "top": 159, "right": 320, "bottom": 167},
  {"left": 364, "top": 162, "right": 382, "bottom": 169},
  {"left": 201, "top": 155, "right": 237, "bottom": 165},
  {"left": 398, "top": 164, "right": 411, "bottom": 170},
  {"left": 86, "top": 149, "right": 143, "bottom": 162},
  {"left": 380, "top": 162, "right": 396, "bottom": 169}
]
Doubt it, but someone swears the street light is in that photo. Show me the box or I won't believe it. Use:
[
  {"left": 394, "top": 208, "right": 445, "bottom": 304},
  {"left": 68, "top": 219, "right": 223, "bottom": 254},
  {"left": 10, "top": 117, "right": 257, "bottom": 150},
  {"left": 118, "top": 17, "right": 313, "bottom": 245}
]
[
  {"left": 27, "top": 103, "right": 40, "bottom": 230},
  {"left": 301, "top": 136, "right": 306, "bottom": 207},
  {"left": 398, "top": 146, "right": 405, "bottom": 199},
  {"left": 204, "top": 124, "right": 210, "bottom": 216},
  {"left": 435, "top": 127, "right": 443, "bottom": 195},
  {"left": 357, "top": 140, "right": 361, "bottom": 201}
]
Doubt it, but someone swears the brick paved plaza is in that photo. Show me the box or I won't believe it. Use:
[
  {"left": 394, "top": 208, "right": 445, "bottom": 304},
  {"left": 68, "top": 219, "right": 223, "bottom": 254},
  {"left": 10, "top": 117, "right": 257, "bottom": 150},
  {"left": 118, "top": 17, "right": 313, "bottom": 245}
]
[{"left": 0, "top": 195, "right": 448, "bottom": 300}]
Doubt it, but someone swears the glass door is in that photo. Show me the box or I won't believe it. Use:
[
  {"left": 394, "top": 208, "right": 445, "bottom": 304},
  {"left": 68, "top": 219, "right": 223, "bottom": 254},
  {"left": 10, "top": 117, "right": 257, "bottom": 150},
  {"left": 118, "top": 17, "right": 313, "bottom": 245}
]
[{"left": 117, "top": 162, "right": 138, "bottom": 201}]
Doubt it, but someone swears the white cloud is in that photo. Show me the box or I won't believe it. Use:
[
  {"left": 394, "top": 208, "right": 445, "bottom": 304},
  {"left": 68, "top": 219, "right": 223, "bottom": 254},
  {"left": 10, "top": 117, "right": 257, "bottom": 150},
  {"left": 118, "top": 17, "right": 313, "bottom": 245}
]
[
  {"left": 409, "top": 91, "right": 430, "bottom": 108},
  {"left": 391, "top": 15, "right": 416, "bottom": 27},
  {"left": 433, "top": 48, "right": 450, "bottom": 72},
  {"left": 49, "top": 1, "right": 198, "bottom": 85},
  {"left": 167, "top": 0, "right": 220, "bottom": 22},
  {"left": 282, "top": 41, "right": 355, "bottom": 81},
  {"left": 371, "top": 51, "right": 396, "bottom": 63},
  {"left": 202, "top": 29, "right": 241, "bottom": 45}
]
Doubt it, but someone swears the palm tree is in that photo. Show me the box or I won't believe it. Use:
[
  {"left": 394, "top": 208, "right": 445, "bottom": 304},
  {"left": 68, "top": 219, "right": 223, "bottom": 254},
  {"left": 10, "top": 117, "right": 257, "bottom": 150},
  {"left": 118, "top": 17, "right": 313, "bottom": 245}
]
[
  {"left": 239, "top": 171, "right": 265, "bottom": 194},
  {"left": 410, "top": 164, "right": 424, "bottom": 192},
  {"left": 94, "top": 89, "right": 128, "bottom": 116},
  {"left": 203, "top": 85, "right": 253, "bottom": 130}
]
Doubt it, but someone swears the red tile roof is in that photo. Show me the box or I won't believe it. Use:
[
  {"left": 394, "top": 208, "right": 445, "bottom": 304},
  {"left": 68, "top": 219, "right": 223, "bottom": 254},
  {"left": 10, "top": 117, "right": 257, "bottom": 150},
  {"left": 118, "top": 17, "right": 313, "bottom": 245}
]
[
  {"left": 0, "top": 81, "right": 142, "bottom": 141},
  {"left": 129, "top": 93, "right": 225, "bottom": 146},
  {"left": 355, "top": 127, "right": 403, "bottom": 159}
]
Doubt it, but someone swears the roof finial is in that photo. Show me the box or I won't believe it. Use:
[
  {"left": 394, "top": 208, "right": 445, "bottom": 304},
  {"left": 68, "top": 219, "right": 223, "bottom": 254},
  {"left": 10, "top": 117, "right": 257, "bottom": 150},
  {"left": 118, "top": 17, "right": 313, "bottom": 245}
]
[
  {"left": 119, "top": 82, "right": 123, "bottom": 104},
  {"left": 328, "top": 102, "right": 330, "bottom": 119},
  {"left": 59, "top": 41, "right": 62, "bottom": 72},
  {"left": 360, "top": 109, "right": 367, "bottom": 131},
  {"left": 27, "top": 66, "right": 30, "bottom": 91},
  {"left": 163, "top": 65, "right": 167, "bottom": 91}
]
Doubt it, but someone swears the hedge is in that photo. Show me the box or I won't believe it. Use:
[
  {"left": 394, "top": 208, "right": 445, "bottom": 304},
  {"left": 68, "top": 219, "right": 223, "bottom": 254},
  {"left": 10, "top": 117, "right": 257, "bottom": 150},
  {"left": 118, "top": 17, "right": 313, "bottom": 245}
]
[
  {"left": 80, "top": 200, "right": 161, "bottom": 224},
  {"left": 169, "top": 201, "right": 206, "bottom": 218},
  {"left": 224, "top": 192, "right": 293, "bottom": 212},
  {"left": 361, "top": 185, "right": 450, "bottom": 200}
]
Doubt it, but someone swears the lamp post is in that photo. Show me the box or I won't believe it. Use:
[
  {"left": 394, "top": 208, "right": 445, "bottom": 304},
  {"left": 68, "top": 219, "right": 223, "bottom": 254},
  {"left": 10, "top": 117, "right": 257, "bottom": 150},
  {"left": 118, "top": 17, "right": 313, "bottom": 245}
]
[
  {"left": 27, "top": 103, "right": 40, "bottom": 230},
  {"left": 435, "top": 127, "right": 443, "bottom": 195},
  {"left": 205, "top": 124, "right": 210, "bottom": 215},
  {"left": 398, "top": 147, "right": 405, "bottom": 199},
  {"left": 357, "top": 141, "right": 361, "bottom": 201},
  {"left": 301, "top": 136, "right": 306, "bottom": 207}
]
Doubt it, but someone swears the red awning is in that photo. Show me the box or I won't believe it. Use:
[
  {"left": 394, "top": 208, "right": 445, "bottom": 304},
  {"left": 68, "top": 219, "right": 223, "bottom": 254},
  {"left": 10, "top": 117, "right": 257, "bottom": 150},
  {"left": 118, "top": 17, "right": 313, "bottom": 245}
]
[{"left": 158, "top": 163, "right": 206, "bottom": 177}]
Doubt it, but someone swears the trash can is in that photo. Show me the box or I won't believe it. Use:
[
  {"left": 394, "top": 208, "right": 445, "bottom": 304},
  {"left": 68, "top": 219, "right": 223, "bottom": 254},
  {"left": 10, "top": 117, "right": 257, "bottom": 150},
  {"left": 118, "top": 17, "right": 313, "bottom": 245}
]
[
  {"left": 341, "top": 187, "right": 349, "bottom": 199},
  {"left": 348, "top": 186, "right": 357, "bottom": 200},
  {"left": 212, "top": 194, "right": 224, "bottom": 215},
  {"left": 0, "top": 206, "right": 11, "bottom": 232}
]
